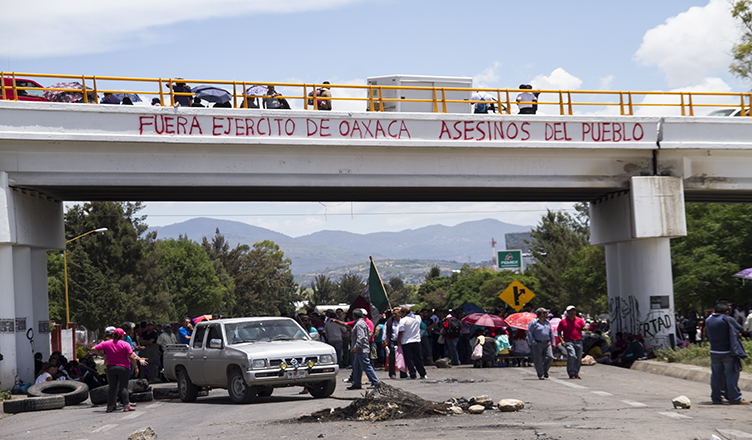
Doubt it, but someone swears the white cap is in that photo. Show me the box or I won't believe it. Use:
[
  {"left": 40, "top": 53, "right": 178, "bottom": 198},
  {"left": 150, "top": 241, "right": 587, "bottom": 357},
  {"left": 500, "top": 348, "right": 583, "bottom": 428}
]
[
  {"left": 566, "top": 305, "right": 576, "bottom": 312},
  {"left": 105, "top": 326, "right": 116, "bottom": 334}
]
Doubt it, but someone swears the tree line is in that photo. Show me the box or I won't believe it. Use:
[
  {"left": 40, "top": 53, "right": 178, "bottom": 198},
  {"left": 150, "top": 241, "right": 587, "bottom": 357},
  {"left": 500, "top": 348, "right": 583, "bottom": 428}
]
[{"left": 49, "top": 201, "right": 752, "bottom": 331}]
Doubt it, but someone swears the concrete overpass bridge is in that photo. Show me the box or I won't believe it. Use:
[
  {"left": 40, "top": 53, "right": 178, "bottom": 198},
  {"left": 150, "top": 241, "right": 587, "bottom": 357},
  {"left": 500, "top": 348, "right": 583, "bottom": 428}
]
[{"left": 1, "top": 99, "right": 752, "bottom": 386}]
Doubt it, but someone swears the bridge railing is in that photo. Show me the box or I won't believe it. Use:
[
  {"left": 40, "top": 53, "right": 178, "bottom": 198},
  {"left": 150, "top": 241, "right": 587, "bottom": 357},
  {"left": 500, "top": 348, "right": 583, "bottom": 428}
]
[{"left": 1, "top": 72, "right": 751, "bottom": 117}]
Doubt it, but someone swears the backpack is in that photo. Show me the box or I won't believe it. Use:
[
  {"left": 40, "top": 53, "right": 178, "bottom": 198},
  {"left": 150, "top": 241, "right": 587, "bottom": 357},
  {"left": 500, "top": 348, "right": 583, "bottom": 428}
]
[
  {"left": 474, "top": 102, "right": 487, "bottom": 113},
  {"left": 446, "top": 318, "right": 461, "bottom": 338},
  {"left": 308, "top": 88, "right": 324, "bottom": 106}
]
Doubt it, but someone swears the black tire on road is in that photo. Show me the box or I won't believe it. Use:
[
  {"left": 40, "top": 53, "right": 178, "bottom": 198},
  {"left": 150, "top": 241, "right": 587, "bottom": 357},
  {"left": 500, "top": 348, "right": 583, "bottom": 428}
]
[
  {"left": 227, "top": 369, "right": 257, "bottom": 404},
  {"left": 178, "top": 369, "right": 198, "bottom": 402},
  {"left": 152, "top": 386, "right": 179, "bottom": 400},
  {"left": 257, "top": 387, "right": 273, "bottom": 397},
  {"left": 307, "top": 378, "right": 336, "bottom": 399},
  {"left": 89, "top": 385, "right": 109, "bottom": 405},
  {"left": 129, "top": 390, "right": 154, "bottom": 402},
  {"left": 3, "top": 395, "right": 65, "bottom": 414},
  {"left": 127, "top": 379, "right": 150, "bottom": 394},
  {"left": 27, "top": 381, "right": 90, "bottom": 406}
]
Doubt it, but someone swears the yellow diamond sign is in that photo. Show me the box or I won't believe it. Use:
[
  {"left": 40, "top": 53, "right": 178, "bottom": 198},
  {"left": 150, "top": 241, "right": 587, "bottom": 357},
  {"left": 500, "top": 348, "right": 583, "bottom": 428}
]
[{"left": 499, "top": 280, "right": 535, "bottom": 312}]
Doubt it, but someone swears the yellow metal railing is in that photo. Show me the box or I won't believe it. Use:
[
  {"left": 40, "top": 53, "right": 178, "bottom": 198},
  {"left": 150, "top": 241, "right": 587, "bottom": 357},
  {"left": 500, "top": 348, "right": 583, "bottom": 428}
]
[{"left": 1, "top": 72, "right": 751, "bottom": 117}]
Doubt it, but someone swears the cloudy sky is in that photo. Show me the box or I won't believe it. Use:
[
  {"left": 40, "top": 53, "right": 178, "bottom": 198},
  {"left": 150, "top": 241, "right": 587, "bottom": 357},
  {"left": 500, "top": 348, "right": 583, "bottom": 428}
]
[{"left": 3, "top": 0, "right": 747, "bottom": 236}]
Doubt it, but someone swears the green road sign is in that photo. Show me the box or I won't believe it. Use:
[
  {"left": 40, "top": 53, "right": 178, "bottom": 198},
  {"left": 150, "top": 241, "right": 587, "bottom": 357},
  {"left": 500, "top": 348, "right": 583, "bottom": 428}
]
[{"left": 498, "top": 250, "right": 522, "bottom": 271}]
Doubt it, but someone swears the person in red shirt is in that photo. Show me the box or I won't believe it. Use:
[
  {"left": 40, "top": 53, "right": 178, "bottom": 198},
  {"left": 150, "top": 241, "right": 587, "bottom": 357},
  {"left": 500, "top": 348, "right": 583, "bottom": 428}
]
[{"left": 558, "top": 305, "right": 586, "bottom": 379}]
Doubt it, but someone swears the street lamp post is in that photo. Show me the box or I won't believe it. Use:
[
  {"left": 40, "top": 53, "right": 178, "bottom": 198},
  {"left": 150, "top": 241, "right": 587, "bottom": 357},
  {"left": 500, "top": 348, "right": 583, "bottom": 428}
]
[{"left": 64, "top": 228, "right": 108, "bottom": 325}]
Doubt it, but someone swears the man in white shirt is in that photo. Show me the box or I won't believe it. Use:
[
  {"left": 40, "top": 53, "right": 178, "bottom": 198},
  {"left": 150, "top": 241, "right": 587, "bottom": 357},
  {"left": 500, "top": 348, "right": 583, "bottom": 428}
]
[
  {"left": 157, "top": 323, "right": 177, "bottom": 350},
  {"left": 516, "top": 84, "right": 537, "bottom": 115},
  {"left": 397, "top": 306, "right": 427, "bottom": 380}
]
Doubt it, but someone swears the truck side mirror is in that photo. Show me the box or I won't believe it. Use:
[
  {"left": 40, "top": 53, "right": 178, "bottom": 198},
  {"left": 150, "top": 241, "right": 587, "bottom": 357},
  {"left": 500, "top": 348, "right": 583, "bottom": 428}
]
[{"left": 209, "top": 338, "right": 223, "bottom": 349}]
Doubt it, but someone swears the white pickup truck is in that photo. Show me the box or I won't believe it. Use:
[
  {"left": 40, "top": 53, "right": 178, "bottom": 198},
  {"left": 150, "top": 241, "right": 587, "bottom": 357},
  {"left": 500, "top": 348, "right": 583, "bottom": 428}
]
[{"left": 163, "top": 317, "right": 339, "bottom": 403}]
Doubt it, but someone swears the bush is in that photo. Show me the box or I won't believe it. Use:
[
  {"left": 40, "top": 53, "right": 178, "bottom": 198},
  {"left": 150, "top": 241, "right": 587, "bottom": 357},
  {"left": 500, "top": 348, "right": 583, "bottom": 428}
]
[
  {"left": 655, "top": 340, "right": 752, "bottom": 373},
  {"left": 0, "top": 389, "right": 11, "bottom": 401}
]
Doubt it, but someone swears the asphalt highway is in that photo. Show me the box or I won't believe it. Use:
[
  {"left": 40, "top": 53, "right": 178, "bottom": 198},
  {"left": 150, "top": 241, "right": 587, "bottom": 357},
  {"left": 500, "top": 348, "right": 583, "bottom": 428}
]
[{"left": 1, "top": 363, "right": 750, "bottom": 440}]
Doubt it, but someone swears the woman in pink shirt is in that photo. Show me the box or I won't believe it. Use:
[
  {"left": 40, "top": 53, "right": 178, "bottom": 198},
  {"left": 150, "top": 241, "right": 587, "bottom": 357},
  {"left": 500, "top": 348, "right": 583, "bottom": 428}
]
[{"left": 92, "top": 328, "right": 147, "bottom": 412}]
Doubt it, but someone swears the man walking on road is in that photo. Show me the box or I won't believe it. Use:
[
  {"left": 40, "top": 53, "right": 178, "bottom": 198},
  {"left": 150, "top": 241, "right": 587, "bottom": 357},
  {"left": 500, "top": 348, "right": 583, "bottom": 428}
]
[
  {"left": 558, "top": 305, "right": 586, "bottom": 379},
  {"left": 706, "top": 302, "right": 748, "bottom": 404},
  {"left": 527, "top": 308, "right": 555, "bottom": 380},
  {"left": 347, "top": 309, "right": 381, "bottom": 390},
  {"left": 398, "top": 306, "right": 428, "bottom": 380}
]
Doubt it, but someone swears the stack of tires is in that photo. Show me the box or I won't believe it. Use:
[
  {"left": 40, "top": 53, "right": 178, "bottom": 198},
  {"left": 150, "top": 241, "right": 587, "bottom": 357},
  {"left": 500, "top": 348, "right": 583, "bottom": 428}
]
[
  {"left": 88, "top": 379, "right": 154, "bottom": 405},
  {"left": 4, "top": 381, "right": 89, "bottom": 414}
]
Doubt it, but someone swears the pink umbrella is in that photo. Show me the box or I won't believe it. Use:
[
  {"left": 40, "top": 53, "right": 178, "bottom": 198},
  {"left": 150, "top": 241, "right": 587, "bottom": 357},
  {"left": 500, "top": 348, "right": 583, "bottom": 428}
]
[
  {"left": 462, "top": 313, "right": 507, "bottom": 329},
  {"left": 193, "top": 314, "right": 212, "bottom": 324},
  {"left": 504, "top": 312, "right": 538, "bottom": 330}
]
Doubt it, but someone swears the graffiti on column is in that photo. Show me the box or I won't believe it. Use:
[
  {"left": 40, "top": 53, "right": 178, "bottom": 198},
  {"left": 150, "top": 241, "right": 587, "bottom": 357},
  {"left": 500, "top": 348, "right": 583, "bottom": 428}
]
[{"left": 608, "top": 295, "right": 640, "bottom": 335}]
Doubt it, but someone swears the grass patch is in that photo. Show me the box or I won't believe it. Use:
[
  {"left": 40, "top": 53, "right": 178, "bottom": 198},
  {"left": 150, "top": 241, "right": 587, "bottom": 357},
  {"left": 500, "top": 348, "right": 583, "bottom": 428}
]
[{"left": 654, "top": 340, "right": 752, "bottom": 374}]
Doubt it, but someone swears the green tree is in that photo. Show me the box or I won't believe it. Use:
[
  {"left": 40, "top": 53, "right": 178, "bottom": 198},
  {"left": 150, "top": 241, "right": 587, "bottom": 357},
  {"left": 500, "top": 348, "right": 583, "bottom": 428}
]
[
  {"left": 336, "top": 272, "right": 366, "bottom": 304},
  {"left": 560, "top": 245, "right": 608, "bottom": 314},
  {"left": 233, "top": 240, "right": 300, "bottom": 317},
  {"left": 310, "top": 274, "right": 338, "bottom": 306},
  {"left": 671, "top": 203, "right": 752, "bottom": 311},
  {"left": 155, "top": 236, "right": 225, "bottom": 320},
  {"left": 49, "top": 202, "right": 154, "bottom": 330},
  {"left": 731, "top": 1, "right": 752, "bottom": 81},
  {"left": 528, "top": 207, "right": 592, "bottom": 310},
  {"left": 201, "top": 229, "right": 247, "bottom": 315}
]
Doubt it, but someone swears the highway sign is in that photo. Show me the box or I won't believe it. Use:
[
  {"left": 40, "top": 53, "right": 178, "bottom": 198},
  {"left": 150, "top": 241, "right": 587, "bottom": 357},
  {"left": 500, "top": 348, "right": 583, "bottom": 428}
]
[
  {"left": 497, "top": 250, "right": 522, "bottom": 271},
  {"left": 499, "top": 280, "right": 535, "bottom": 312}
]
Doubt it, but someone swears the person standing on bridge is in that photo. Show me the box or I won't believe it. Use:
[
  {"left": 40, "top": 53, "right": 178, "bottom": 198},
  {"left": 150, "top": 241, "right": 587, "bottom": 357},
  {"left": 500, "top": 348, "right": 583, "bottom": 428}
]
[
  {"left": 170, "top": 80, "right": 192, "bottom": 107},
  {"left": 527, "top": 308, "right": 555, "bottom": 380},
  {"left": 706, "top": 302, "right": 748, "bottom": 405},
  {"left": 558, "top": 305, "right": 586, "bottom": 379},
  {"left": 516, "top": 84, "right": 537, "bottom": 115}
]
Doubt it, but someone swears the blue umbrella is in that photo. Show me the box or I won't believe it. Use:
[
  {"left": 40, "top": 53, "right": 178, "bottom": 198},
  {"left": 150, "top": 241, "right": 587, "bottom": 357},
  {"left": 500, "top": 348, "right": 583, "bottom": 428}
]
[
  {"left": 113, "top": 93, "right": 142, "bottom": 103},
  {"left": 193, "top": 85, "right": 232, "bottom": 104},
  {"left": 245, "top": 85, "right": 268, "bottom": 96},
  {"left": 461, "top": 302, "right": 485, "bottom": 315}
]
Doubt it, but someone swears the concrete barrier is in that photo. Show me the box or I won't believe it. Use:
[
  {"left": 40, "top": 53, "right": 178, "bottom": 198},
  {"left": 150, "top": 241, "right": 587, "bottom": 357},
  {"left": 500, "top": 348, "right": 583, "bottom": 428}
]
[{"left": 631, "top": 360, "right": 752, "bottom": 392}]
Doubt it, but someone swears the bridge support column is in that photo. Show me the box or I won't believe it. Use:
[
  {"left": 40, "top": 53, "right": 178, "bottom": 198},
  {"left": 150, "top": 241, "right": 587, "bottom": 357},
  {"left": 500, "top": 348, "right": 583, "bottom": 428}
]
[
  {"left": 591, "top": 176, "right": 686, "bottom": 350},
  {"left": 0, "top": 172, "right": 63, "bottom": 388}
]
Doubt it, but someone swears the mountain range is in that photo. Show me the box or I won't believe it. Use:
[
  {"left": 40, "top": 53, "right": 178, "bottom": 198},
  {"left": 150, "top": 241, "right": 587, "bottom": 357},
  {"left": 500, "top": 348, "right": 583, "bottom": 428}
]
[{"left": 149, "top": 218, "right": 532, "bottom": 284}]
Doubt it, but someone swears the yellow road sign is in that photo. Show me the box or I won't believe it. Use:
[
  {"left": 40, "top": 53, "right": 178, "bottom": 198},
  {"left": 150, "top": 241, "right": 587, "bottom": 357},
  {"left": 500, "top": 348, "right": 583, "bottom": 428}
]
[{"left": 499, "top": 280, "right": 535, "bottom": 312}]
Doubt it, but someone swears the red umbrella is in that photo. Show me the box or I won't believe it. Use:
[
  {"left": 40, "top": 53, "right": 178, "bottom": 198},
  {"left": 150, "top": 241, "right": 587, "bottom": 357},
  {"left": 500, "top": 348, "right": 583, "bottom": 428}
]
[
  {"left": 193, "top": 314, "right": 212, "bottom": 324},
  {"left": 462, "top": 313, "right": 507, "bottom": 329},
  {"left": 504, "top": 312, "right": 537, "bottom": 330}
]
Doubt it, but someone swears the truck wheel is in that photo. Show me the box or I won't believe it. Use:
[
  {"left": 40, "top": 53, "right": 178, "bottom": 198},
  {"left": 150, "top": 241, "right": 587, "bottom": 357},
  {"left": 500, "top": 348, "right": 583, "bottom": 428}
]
[
  {"left": 227, "top": 369, "right": 257, "bottom": 404},
  {"left": 307, "top": 378, "right": 336, "bottom": 399},
  {"left": 257, "top": 387, "right": 273, "bottom": 397},
  {"left": 178, "top": 369, "right": 198, "bottom": 402},
  {"left": 27, "top": 381, "right": 89, "bottom": 406}
]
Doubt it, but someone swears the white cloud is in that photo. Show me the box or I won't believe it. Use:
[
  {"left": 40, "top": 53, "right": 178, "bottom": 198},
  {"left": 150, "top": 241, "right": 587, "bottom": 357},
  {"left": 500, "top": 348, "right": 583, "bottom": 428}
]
[
  {"left": 634, "top": 0, "right": 740, "bottom": 87},
  {"left": 529, "top": 68, "right": 583, "bottom": 90},
  {"left": 599, "top": 75, "right": 615, "bottom": 90},
  {"left": 2, "top": 0, "right": 371, "bottom": 58},
  {"left": 575, "top": 76, "right": 737, "bottom": 116},
  {"left": 474, "top": 62, "right": 501, "bottom": 89}
]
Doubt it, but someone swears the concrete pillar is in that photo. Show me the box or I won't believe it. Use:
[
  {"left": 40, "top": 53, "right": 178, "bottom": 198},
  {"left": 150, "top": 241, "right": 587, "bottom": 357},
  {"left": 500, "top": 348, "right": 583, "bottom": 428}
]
[
  {"left": 0, "top": 244, "right": 18, "bottom": 388},
  {"left": 13, "top": 246, "right": 35, "bottom": 383},
  {"left": 0, "top": 172, "right": 64, "bottom": 389},
  {"left": 592, "top": 176, "right": 686, "bottom": 350},
  {"left": 31, "top": 248, "right": 51, "bottom": 367}
]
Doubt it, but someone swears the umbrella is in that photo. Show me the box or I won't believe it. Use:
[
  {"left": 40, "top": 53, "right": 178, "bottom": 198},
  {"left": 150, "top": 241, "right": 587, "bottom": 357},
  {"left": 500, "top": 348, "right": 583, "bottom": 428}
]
[
  {"left": 504, "top": 312, "right": 537, "bottom": 330},
  {"left": 460, "top": 302, "right": 485, "bottom": 315},
  {"left": 193, "top": 85, "right": 232, "bottom": 104},
  {"left": 549, "top": 317, "right": 561, "bottom": 333},
  {"left": 44, "top": 82, "right": 95, "bottom": 103},
  {"left": 462, "top": 313, "right": 507, "bottom": 329},
  {"left": 245, "top": 85, "right": 268, "bottom": 96},
  {"left": 113, "top": 92, "right": 142, "bottom": 103},
  {"left": 597, "top": 313, "right": 609, "bottom": 320},
  {"left": 193, "top": 314, "right": 213, "bottom": 324},
  {"left": 733, "top": 268, "right": 752, "bottom": 280}
]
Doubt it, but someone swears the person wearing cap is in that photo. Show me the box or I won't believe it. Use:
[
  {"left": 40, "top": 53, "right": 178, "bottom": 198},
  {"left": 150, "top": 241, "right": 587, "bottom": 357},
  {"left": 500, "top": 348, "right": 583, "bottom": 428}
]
[
  {"left": 516, "top": 84, "right": 537, "bottom": 115},
  {"left": 92, "top": 328, "right": 147, "bottom": 413},
  {"left": 526, "top": 307, "right": 555, "bottom": 380},
  {"left": 558, "top": 305, "right": 586, "bottom": 379},
  {"left": 317, "top": 81, "right": 332, "bottom": 111},
  {"left": 169, "top": 80, "right": 192, "bottom": 107}
]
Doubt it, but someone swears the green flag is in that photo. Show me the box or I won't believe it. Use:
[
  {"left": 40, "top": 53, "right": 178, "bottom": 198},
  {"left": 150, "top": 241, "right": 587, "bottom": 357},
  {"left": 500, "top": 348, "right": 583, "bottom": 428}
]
[{"left": 369, "top": 257, "right": 390, "bottom": 313}]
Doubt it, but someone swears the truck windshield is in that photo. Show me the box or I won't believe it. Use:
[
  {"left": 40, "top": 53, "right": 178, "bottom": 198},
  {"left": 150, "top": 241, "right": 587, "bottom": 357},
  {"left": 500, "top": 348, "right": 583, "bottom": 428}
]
[{"left": 224, "top": 319, "right": 309, "bottom": 345}]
